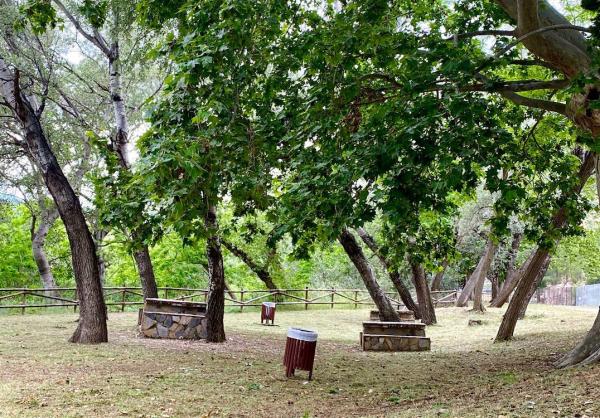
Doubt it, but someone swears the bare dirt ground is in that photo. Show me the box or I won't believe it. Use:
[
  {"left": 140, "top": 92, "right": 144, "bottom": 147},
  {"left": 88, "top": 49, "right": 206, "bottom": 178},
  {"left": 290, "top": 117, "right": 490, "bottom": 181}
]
[{"left": 0, "top": 305, "right": 598, "bottom": 417}]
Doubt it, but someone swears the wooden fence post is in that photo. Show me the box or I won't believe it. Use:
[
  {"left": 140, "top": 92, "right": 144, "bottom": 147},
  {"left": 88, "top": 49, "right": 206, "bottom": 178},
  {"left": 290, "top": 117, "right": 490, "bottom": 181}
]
[
  {"left": 354, "top": 290, "right": 358, "bottom": 309},
  {"left": 305, "top": 287, "right": 309, "bottom": 310},
  {"left": 121, "top": 289, "right": 126, "bottom": 312},
  {"left": 331, "top": 288, "right": 335, "bottom": 309},
  {"left": 240, "top": 289, "right": 244, "bottom": 312},
  {"left": 21, "top": 289, "right": 26, "bottom": 315}
]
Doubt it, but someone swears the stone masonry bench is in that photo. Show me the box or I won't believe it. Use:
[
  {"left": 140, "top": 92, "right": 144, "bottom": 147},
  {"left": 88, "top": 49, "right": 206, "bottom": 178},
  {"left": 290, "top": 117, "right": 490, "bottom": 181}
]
[
  {"left": 360, "top": 321, "right": 430, "bottom": 352},
  {"left": 139, "top": 298, "right": 207, "bottom": 339}
]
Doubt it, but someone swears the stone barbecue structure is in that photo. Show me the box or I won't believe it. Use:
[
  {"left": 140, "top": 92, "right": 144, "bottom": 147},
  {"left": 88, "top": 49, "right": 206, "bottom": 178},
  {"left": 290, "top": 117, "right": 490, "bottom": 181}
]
[
  {"left": 369, "top": 309, "right": 415, "bottom": 321},
  {"left": 360, "top": 321, "right": 430, "bottom": 352},
  {"left": 139, "top": 298, "right": 207, "bottom": 340}
]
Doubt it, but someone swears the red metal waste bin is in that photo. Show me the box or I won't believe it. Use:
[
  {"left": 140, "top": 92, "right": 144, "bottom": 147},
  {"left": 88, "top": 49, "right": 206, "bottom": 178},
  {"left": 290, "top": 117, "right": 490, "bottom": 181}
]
[
  {"left": 283, "top": 328, "right": 318, "bottom": 380},
  {"left": 261, "top": 302, "right": 276, "bottom": 325}
]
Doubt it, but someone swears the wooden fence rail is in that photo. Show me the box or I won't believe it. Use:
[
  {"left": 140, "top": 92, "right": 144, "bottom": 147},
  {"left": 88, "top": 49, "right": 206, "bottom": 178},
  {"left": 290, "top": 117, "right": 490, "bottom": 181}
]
[{"left": 0, "top": 287, "right": 457, "bottom": 314}]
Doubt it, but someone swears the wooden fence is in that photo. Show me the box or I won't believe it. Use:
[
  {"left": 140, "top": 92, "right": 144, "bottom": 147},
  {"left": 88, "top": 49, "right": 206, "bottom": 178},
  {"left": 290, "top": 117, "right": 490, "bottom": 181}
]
[{"left": 0, "top": 287, "right": 457, "bottom": 314}]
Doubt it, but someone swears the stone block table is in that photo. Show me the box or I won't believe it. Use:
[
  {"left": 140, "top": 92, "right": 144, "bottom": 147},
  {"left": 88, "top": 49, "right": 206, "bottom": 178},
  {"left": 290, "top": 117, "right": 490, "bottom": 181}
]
[
  {"left": 360, "top": 321, "right": 430, "bottom": 352},
  {"left": 369, "top": 309, "right": 415, "bottom": 321},
  {"left": 139, "top": 298, "right": 207, "bottom": 340}
]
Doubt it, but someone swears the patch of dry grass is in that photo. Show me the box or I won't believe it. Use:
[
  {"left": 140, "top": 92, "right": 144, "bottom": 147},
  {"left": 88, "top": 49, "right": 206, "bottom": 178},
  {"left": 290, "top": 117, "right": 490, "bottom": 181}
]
[{"left": 0, "top": 304, "right": 598, "bottom": 417}]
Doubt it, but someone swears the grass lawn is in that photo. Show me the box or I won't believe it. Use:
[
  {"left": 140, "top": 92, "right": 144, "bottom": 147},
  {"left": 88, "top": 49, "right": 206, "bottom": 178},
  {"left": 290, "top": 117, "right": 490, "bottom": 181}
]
[{"left": 0, "top": 304, "right": 599, "bottom": 417}]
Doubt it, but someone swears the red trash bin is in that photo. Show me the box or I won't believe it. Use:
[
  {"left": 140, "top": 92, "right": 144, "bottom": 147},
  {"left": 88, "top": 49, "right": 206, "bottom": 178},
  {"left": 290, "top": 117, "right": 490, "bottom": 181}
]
[
  {"left": 261, "top": 302, "right": 276, "bottom": 325},
  {"left": 283, "top": 328, "right": 318, "bottom": 380}
]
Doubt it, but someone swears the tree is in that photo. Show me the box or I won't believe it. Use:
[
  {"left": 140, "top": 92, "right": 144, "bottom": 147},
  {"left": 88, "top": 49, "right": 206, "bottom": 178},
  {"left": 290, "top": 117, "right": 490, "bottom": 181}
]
[
  {"left": 456, "top": 238, "right": 498, "bottom": 309},
  {"left": 266, "top": 1, "right": 512, "bottom": 325},
  {"left": 517, "top": 254, "right": 551, "bottom": 319},
  {"left": 40, "top": 0, "right": 161, "bottom": 299},
  {"left": 430, "top": 259, "right": 449, "bottom": 291},
  {"left": 135, "top": 0, "right": 294, "bottom": 342},
  {"left": 221, "top": 239, "right": 278, "bottom": 291},
  {"left": 495, "top": 152, "right": 595, "bottom": 342},
  {"left": 338, "top": 228, "right": 401, "bottom": 321},
  {"left": 356, "top": 227, "right": 420, "bottom": 316},
  {"left": 408, "top": 258, "right": 437, "bottom": 325},
  {"left": 0, "top": 43, "right": 107, "bottom": 343},
  {"left": 472, "top": 239, "right": 499, "bottom": 312},
  {"left": 397, "top": 0, "right": 600, "bottom": 355},
  {"left": 489, "top": 231, "right": 523, "bottom": 307}
]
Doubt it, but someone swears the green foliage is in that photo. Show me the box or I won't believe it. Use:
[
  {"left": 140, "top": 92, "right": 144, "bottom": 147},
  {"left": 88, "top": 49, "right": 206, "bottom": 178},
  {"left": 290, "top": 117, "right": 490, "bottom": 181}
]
[
  {"left": 131, "top": 0, "right": 297, "bottom": 250},
  {"left": 78, "top": 0, "right": 109, "bottom": 28},
  {"left": 18, "top": 0, "right": 61, "bottom": 34},
  {"left": 547, "top": 224, "right": 600, "bottom": 285},
  {"left": 103, "top": 232, "right": 208, "bottom": 288},
  {"left": 0, "top": 204, "right": 71, "bottom": 288}
]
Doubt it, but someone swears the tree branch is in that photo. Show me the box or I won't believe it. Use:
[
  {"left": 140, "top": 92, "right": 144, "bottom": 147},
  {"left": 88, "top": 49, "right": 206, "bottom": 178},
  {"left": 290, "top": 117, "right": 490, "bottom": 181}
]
[
  {"left": 499, "top": 90, "right": 567, "bottom": 115},
  {"left": 449, "top": 29, "right": 516, "bottom": 42},
  {"left": 438, "top": 78, "right": 569, "bottom": 93},
  {"left": 496, "top": 23, "right": 592, "bottom": 60},
  {"left": 52, "top": 0, "right": 111, "bottom": 56}
]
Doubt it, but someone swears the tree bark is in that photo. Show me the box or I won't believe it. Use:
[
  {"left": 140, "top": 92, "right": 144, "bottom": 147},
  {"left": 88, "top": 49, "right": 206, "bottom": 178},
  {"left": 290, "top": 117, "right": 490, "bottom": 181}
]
[
  {"left": 495, "top": 152, "right": 595, "bottom": 342},
  {"left": 409, "top": 261, "right": 437, "bottom": 325},
  {"left": 471, "top": 239, "right": 499, "bottom": 312},
  {"left": 490, "top": 248, "right": 535, "bottom": 308},
  {"left": 499, "top": 232, "right": 523, "bottom": 293},
  {"left": 490, "top": 269, "right": 499, "bottom": 301},
  {"left": 430, "top": 259, "right": 448, "bottom": 291},
  {"left": 204, "top": 204, "right": 226, "bottom": 343},
  {"left": 221, "top": 239, "right": 278, "bottom": 291},
  {"left": 456, "top": 270, "right": 478, "bottom": 307},
  {"left": 517, "top": 253, "right": 551, "bottom": 319},
  {"left": 355, "top": 228, "right": 420, "bottom": 316},
  {"left": 93, "top": 228, "right": 107, "bottom": 285},
  {"left": 0, "top": 59, "right": 107, "bottom": 343},
  {"left": 556, "top": 308, "right": 600, "bottom": 367},
  {"left": 31, "top": 207, "right": 60, "bottom": 296},
  {"left": 132, "top": 245, "right": 159, "bottom": 299},
  {"left": 338, "top": 228, "right": 400, "bottom": 322},
  {"left": 490, "top": 233, "right": 523, "bottom": 307}
]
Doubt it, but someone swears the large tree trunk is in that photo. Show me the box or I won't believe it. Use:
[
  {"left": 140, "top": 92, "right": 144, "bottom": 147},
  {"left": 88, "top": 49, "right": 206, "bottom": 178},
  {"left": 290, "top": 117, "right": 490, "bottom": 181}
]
[
  {"left": 517, "top": 254, "right": 551, "bottom": 319},
  {"left": 471, "top": 239, "right": 499, "bottom": 312},
  {"left": 132, "top": 245, "right": 159, "bottom": 299},
  {"left": 388, "top": 270, "right": 421, "bottom": 319},
  {"left": 204, "top": 204, "right": 226, "bottom": 343},
  {"left": 457, "top": 238, "right": 498, "bottom": 308},
  {"left": 496, "top": 152, "right": 595, "bottom": 342},
  {"left": 456, "top": 269, "right": 478, "bottom": 307},
  {"left": 490, "top": 248, "right": 535, "bottom": 308},
  {"left": 490, "top": 232, "right": 524, "bottom": 308},
  {"left": 0, "top": 59, "right": 107, "bottom": 343},
  {"left": 221, "top": 239, "right": 278, "bottom": 291},
  {"left": 490, "top": 269, "right": 499, "bottom": 301},
  {"left": 498, "top": 232, "right": 523, "bottom": 294},
  {"left": 31, "top": 207, "right": 60, "bottom": 296},
  {"left": 496, "top": 249, "right": 550, "bottom": 341},
  {"left": 430, "top": 259, "right": 448, "bottom": 291},
  {"left": 338, "top": 228, "right": 400, "bottom": 322},
  {"left": 556, "top": 308, "right": 600, "bottom": 367},
  {"left": 409, "top": 261, "right": 436, "bottom": 325},
  {"left": 355, "top": 228, "right": 420, "bottom": 316}
]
